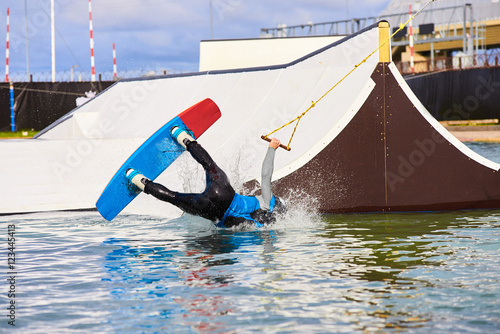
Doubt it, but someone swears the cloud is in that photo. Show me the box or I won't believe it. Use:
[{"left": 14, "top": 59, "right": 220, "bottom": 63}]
[
  {"left": 62, "top": 0, "right": 207, "bottom": 30},
  {"left": 2, "top": 0, "right": 393, "bottom": 76}
]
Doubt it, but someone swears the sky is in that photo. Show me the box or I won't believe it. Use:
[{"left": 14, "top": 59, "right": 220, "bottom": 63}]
[{"left": 2, "top": 0, "right": 392, "bottom": 78}]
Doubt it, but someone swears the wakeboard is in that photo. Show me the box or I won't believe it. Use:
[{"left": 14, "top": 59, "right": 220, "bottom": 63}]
[{"left": 96, "top": 98, "right": 221, "bottom": 221}]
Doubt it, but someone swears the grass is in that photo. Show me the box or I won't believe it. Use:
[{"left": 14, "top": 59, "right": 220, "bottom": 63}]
[{"left": 0, "top": 130, "right": 39, "bottom": 139}]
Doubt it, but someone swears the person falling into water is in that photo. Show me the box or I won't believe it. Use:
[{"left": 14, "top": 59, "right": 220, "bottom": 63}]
[{"left": 126, "top": 127, "right": 287, "bottom": 228}]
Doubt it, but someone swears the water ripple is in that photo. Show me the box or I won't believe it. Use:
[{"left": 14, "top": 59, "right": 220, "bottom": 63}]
[{"left": 0, "top": 209, "right": 499, "bottom": 333}]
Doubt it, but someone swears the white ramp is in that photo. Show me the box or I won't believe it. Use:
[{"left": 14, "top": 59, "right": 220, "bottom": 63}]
[{"left": 1, "top": 23, "right": 383, "bottom": 216}]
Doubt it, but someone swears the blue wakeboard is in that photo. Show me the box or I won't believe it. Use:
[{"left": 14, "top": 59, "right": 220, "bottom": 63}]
[{"left": 96, "top": 98, "right": 221, "bottom": 221}]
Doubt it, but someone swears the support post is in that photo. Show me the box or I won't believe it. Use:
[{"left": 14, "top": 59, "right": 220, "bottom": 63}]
[
  {"left": 470, "top": 5, "right": 474, "bottom": 57},
  {"left": 10, "top": 82, "right": 14, "bottom": 132},
  {"left": 430, "top": 42, "right": 435, "bottom": 71}
]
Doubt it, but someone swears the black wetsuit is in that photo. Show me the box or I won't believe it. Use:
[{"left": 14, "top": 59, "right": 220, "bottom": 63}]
[{"left": 143, "top": 140, "right": 285, "bottom": 227}]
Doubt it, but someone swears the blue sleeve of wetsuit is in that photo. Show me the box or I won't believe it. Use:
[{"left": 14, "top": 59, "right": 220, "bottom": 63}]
[{"left": 259, "top": 146, "right": 276, "bottom": 210}]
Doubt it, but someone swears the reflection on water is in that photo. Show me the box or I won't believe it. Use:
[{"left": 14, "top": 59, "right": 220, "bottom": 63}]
[
  {"left": 321, "top": 211, "right": 470, "bottom": 281},
  {"left": 3, "top": 208, "right": 500, "bottom": 333},
  {"left": 319, "top": 211, "right": 500, "bottom": 331},
  {"left": 101, "top": 225, "right": 282, "bottom": 333},
  {"left": 92, "top": 210, "right": 500, "bottom": 333}
]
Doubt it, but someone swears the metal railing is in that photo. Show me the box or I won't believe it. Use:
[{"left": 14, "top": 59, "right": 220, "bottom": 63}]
[
  {"left": 395, "top": 51, "right": 500, "bottom": 75},
  {"left": 6, "top": 68, "right": 194, "bottom": 83},
  {"left": 260, "top": 3, "right": 493, "bottom": 56},
  {"left": 260, "top": 18, "right": 377, "bottom": 37}
]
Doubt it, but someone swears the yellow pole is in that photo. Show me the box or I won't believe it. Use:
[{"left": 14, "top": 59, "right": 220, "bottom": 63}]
[{"left": 378, "top": 21, "right": 391, "bottom": 63}]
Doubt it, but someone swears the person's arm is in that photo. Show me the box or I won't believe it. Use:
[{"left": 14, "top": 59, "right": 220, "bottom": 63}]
[{"left": 259, "top": 138, "right": 280, "bottom": 210}]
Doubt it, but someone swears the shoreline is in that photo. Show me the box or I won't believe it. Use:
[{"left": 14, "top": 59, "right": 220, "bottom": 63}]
[
  {"left": 2, "top": 129, "right": 500, "bottom": 142},
  {"left": 443, "top": 125, "right": 500, "bottom": 142},
  {"left": 448, "top": 131, "right": 500, "bottom": 142}
]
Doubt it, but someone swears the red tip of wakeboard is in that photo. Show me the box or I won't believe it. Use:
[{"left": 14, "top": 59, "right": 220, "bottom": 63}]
[{"left": 178, "top": 98, "right": 221, "bottom": 139}]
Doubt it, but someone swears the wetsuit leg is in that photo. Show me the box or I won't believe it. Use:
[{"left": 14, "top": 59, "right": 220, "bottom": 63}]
[
  {"left": 144, "top": 182, "right": 219, "bottom": 220},
  {"left": 185, "top": 141, "right": 235, "bottom": 217},
  {"left": 143, "top": 141, "right": 235, "bottom": 222},
  {"left": 186, "top": 141, "right": 220, "bottom": 175}
]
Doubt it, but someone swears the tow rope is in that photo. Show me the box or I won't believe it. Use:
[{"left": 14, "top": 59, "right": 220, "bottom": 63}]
[{"left": 262, "top": 0, "right": 435, "bottom": 150}]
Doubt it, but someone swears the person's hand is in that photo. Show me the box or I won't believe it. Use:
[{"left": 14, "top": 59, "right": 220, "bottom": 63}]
[{"left": 269, "top": 138, "right": 280, "bottom": 149}]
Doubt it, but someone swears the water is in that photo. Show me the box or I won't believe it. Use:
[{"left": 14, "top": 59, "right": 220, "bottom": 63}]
[{"left": 1, "top": 142, "right": 500, "bottom": 333}]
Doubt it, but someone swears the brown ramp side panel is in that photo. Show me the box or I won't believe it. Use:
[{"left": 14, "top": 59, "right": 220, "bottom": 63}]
[
  {"left": 383, "top": 63, "right": 500, "bottom": 211},
  {"left": 273, "top": 62, "right": 500, "bottom": 213}
]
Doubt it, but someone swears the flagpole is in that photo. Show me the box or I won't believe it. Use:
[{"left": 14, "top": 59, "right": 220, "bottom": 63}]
[
  {"left": 113, "top": 42, "right": 117, "bottom": 80},
  {"left": 209, "top": 0, "right": 213, "bottom": 39},
  {"left": 51, "top": 0, "right": 56, "bottom": 82},
  {"left": 89, "top": 0, "right": 96, "bottom": 82},
  {"left": 409, "top": 4, "right": 414, "bottom": 74},
  {"left": 5, "top": 7, "right": 10, "bottom": 83},
  {"left": 25, "top": 0, "right": 30, "bottom": 82}
]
